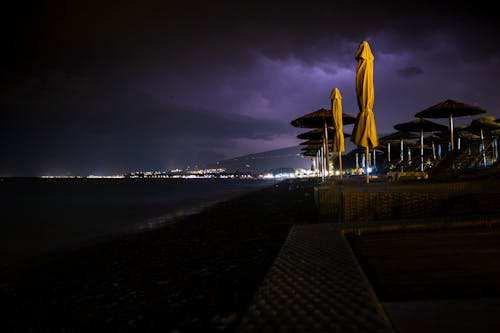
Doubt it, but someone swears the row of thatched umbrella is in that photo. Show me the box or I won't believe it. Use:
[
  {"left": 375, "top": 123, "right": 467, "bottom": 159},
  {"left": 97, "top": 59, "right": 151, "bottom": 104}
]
[
  {"left": 291, "top": 40, "right": 492, "bottom": 181},
  {"left": 295, "top": 98, "right": 492, "bottom": 175},
  {"left": 295, "top": 99, "right": 493, "bottom": 175},
  {"left": 381, "top": 117, "right": 500, "bottom": 170},
  {"left": 389, "top": 103, "right": 494, "bottom": 171}
]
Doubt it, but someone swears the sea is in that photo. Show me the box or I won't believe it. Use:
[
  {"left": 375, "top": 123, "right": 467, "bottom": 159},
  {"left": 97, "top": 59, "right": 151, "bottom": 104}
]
[{"left": 0, "top": 177, "right": 279, "bottom": 268}]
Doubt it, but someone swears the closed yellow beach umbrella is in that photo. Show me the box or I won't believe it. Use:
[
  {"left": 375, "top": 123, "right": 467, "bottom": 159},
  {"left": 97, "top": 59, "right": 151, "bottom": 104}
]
[
  {"left": 331, "top": 87, "right": 344, "bottom": 178},
  {"left": 351, "top": 40, "right": 379, "bottom": 183}
]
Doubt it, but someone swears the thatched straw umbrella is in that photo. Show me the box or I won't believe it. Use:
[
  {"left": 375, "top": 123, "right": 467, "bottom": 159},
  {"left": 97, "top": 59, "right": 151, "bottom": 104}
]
[
  {"left": 394, "top": 118, "right": 448, "bottom": 172},
  {"left": 414, "top": 99, "right": 487, "bottom": 151}
]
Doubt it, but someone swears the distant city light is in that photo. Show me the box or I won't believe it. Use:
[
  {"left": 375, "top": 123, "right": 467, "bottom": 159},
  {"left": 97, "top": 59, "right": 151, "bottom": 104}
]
[{"left": 37, "top": 167, "right": 326, "bottom": 180}]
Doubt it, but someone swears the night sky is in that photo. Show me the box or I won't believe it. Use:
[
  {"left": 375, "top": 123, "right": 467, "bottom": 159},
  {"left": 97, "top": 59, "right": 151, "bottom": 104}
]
[{"left": 2, "top": 1, "right": 499, "bottom": 176}]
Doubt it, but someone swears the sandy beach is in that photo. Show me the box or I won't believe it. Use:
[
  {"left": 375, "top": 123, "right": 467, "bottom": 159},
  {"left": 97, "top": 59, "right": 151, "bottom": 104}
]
[{"left": 0, "top": 178, "right": 320, "bottom": 332}]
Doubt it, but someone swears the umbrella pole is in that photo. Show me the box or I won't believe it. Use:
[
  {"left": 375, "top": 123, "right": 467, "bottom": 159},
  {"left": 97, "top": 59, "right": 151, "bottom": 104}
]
[
  {"left": 481, "top": 128, "right": 486, "bottom": 166},
  {"left": 449, "top": 114, "right": 455, "bottom": 151},
  {"left": 324, "top": 121, "right": 329, "bottom": 176},
  {"left": 317, "top": 152, "right": 321, "bottom": 177},
  {"left": 315, "top": 152, "right": 318, "bottom": 176},
  {"left": 321, "top": 147, "right": 325, "bottom": 182},
  {"left": 339, "top": 153, "right": 343, "bottom": 179},
  {"left": 420, "top": 129, "right": 424, "bottom": 172},
  {"left": 319, "top": 152, "right": 322, "bottom": 176},
  {"left": 365, "top": 146, "right": 369, "bottom": 184},
  {"left": 494, "top": 138, "right": 498, "bottom": 162},
  {"left": 388, "top": 142, "right": 391, "bottom": 163},
  {"left": 400, "top": 138, "right": 404, "bottom": 172}
]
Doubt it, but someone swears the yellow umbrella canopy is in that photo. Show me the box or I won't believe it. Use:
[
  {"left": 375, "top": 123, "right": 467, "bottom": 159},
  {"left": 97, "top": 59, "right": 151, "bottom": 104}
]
[
  {"left": 290, "top": 108, "right": 356, "bottom": 128},
  {"left": 331, "top": 88, "right": 344, "bottom": 153},
  {"left": 351, "top": 41, "right": 378, "bottom": 149},
  {"left": 331, "top": 87, "right": 345, "bottom": 178},
  {"left": 351, "top": 40, "right": 378, "bottom": 183},
  {"left": 414, "top": 99, "right": 487, "bottom": 150}
]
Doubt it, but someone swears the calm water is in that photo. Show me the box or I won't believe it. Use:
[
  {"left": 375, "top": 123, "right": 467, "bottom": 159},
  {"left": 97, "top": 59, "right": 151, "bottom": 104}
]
[{"left": 0, "top": 177, "right": 278, "bottom": 267}]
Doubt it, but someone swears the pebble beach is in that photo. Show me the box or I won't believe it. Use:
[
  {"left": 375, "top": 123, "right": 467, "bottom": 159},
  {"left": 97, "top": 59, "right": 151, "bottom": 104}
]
[{"left": 0, "top": 179, "right": 320, "bottom": 332}]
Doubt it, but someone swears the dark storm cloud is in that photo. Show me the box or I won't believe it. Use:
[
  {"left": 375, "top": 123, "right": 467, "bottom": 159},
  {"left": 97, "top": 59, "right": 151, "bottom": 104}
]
[
  {"left": 0, "top": 69, "right": 290, "bottom": 175},
  {"left": 397, "top": 66, "right": 424, "bottom": 78},
  {"left": 2, "top": 1, "right": 500, "bottom": 175}
]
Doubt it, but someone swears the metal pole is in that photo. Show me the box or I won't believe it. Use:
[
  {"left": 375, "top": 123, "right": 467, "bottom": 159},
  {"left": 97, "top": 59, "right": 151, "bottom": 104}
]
[
  {"left": 420, "top": 129, "right": 424, "bottom": 172},
  {"left": 320, "top": 146, "right": 325, "bottom": 182},
  {"left": 481, "top": 128, "right": 486, "bottom": 166},
  {"left": 494, "top": 138, "right": 498, "bottom": 162},
  {"left": 338, "top": 153, "right": 343, "bottom": 179},
  {"left": 373, "top": 149, "right": 376, "bottom": 172},
  {"left": 324, "top": 121, "right": 329, "bottom": 176},
  {"left": 388, "top": 142, "right": 391, "bottom": 163},
  {"left": 400, "top": 138, "right": 404, "bottom": 172},
  {"left": 316, "top": 152, "right": 320, "bottom": 176},
  {"left": 449, "top": 114, "right": 455, "bottom": 151},
  {"left": 365, "top": 147, "right": 370, "bottom": 184}
]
